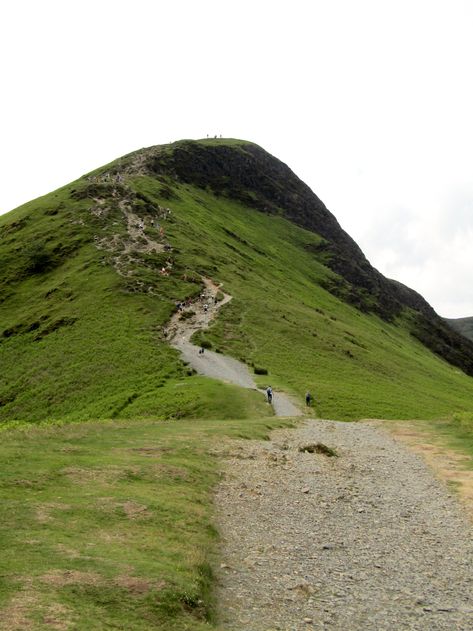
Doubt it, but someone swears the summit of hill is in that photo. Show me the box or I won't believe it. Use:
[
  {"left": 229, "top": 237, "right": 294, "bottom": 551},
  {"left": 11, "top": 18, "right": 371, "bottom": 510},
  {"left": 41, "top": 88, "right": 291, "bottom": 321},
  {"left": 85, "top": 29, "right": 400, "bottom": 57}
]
[{"left": 1, "top": 137, "right": 473, "bottom": 423}]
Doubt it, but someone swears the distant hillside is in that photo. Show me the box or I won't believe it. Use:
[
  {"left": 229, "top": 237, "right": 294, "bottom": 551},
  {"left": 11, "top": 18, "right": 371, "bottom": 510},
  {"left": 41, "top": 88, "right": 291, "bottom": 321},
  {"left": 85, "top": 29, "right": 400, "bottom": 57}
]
[
  {"left": 2, "top": 138, "right": 473, "bottom": 423},
  {"left": 445, "top": 316, "right": 473, "bottom": 342}
]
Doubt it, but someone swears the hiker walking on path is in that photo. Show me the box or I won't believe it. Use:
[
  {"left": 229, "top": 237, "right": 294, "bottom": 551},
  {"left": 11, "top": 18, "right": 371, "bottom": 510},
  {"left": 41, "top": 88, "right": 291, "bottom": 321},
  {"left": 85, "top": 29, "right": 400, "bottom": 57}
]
[
  {"left": 305, "top": 391, "right": 312, "bottom": 406},
  {"left": 266, "top": 386, "right": 273, "bottom": 404}
]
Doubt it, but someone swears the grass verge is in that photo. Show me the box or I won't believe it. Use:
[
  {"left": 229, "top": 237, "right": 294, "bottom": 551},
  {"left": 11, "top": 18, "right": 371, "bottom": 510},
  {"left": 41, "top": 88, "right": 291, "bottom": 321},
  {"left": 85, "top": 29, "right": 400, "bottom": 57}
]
[{"left": 0, "top": 414, "right": 294, "bottom": 630}]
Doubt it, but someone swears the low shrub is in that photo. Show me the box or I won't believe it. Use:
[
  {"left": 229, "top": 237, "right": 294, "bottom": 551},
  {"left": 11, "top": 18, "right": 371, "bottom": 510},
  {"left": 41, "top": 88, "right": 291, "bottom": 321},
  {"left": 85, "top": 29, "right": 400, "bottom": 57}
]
[
  {"left": 24, "top": 243, "right": 54, "bottom": 274},
  {"left": 254, "top": 366, "right": 268, "bottom": 375}
]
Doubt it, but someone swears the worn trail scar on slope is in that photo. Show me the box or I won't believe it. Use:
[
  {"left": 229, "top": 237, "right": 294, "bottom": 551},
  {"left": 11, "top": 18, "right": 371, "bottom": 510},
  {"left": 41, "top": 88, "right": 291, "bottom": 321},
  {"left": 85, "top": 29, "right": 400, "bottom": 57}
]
[{"left": 165, "top": 278, "right": 302, "bottom": 417}]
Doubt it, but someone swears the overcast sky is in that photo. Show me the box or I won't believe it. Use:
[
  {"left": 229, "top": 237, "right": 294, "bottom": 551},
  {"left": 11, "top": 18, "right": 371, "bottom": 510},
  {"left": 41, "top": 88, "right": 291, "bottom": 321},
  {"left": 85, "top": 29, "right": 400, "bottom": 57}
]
[{"left": 1, "top": 0, "right": 472, "bottom": 317}]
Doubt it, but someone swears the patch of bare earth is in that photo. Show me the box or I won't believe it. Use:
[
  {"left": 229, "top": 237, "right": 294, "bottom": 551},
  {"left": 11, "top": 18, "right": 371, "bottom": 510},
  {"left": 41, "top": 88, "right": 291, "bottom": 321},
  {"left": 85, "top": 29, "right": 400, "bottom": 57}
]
[
  {"left": 125, "top": 446, "right": 170, "bottom": 456},
  {"left": 164, "top": 277, "right": 231, "bottom": 345},
  {"left": 61, "top": 465, "right": 129, "bottom": 485},
  {"left": 40, "top": 570, "right": 102, "bottom": 587},
  {"left": 94, "top": 497, "right": 151, "bottom": 519},
  {"left": 35, "top": 502, "right": 71, "bottom": 524},
  {"left": 40, "top": 569, "right": 165, "bottom": 597},
  {"left": 0, "top": 588, "right": 38, "bottom": 630},
  {"left": 41, "top": 603, "right": 75, "bottom": 630},
  {"left": 121, "top": 500, "right": 151, "bottom": 519},
  {"left": 370, "top": 420, "right": 473, "bottom": 521},
  {"left": 114, "top": 575, "right": 166, "bottom": 595},
  {"left": 0, "top": 578, "right": 76, "bottom": 631}
]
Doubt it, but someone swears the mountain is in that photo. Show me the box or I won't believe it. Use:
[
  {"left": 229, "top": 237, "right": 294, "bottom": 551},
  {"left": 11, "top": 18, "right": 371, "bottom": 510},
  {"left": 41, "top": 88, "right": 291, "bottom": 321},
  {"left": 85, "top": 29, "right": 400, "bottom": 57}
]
[
  {"left": 2, "top": 137, "right": 473, "bottom": 423},
  {"left": 445, "top": 316, "right": 473, "bottom": 342}
]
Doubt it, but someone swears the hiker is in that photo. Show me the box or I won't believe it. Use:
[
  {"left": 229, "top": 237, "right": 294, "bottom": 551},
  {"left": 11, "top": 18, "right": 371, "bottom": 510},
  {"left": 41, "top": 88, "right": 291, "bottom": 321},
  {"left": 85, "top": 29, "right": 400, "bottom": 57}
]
[
  {"left": 266, "top": 386, "right": 273, "bottom": 404},
  {"left": 305, "top": 391, "right": 312, "bottom": 406},
  {"left": 204, "top": 303, "right": 208, "bottom": 312}
]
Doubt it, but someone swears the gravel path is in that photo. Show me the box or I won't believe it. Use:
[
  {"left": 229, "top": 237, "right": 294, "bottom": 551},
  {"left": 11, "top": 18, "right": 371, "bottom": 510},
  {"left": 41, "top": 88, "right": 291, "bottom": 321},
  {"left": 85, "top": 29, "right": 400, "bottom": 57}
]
[
  {"left": 166, "top": 279, "right": 302, "bottom": 417},
  {"left": 215, "top": 419, "right": 473, "bottom": 630}
]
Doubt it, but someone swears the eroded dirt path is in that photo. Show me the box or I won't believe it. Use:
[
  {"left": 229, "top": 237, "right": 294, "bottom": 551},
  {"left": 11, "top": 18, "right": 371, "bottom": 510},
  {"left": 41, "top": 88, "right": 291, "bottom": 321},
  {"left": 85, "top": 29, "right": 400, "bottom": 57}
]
[
  {"left": 215, "top": 419, "right": 473, "bottom": 630},
  {"left": 165, "top": 279, "right": 302, "bottom": 417}
]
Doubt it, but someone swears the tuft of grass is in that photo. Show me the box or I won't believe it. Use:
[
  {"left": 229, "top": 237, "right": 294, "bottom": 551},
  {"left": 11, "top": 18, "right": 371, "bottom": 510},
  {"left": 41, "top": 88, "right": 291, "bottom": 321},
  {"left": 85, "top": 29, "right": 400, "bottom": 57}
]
[
  {"left": 299, "top": 442, "right": 338, "bottom": 457},
  {"left": 432, "top": 412, "right": 473, "bottom": 459},
  {"left": 254, "top": 366, "right": 268, "bottom": 375}
]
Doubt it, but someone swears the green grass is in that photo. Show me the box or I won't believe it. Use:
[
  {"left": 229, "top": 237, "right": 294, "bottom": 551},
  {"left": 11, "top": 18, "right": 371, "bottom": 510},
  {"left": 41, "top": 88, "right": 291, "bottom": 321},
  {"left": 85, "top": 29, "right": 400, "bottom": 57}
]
[
  {"left": 129, "top": 174, "right": 473, "bottom": 420},
  {"left": 0, "top": 414, "right": 293, "bottom": 630},
  {"left": 2, "top": 141, "right": 473, "bottom": 424},
  {"left": 423, "top": 412, "right": 473, "bottom": 461},
  {"left": 0, "top": 178, "right": 267, "bottom": 424},
  {"left": 3, "top": 137, "right": 473, "bottom": 629}
]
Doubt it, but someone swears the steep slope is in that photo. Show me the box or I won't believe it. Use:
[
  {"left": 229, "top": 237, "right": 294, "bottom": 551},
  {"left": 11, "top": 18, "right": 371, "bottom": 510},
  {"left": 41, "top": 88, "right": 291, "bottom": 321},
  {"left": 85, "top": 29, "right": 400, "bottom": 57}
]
[
  {"left": 446, "top": 316, "right": 473, "bottom": 342},
  {"left": 1, "top": 138, "right": 473, "bottom": 422},
  {"left": 145, "top": 139, "right": 473, "bottom": 374}
]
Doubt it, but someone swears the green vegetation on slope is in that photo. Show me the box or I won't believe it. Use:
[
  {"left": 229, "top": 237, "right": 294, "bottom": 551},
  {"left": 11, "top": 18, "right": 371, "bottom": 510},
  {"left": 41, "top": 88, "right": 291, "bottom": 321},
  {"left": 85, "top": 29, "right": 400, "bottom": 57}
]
[
  {"left": 0, "top": 177, "right": 267, "bottom": 423},
  {"left": 429, "top": 411, "right": 473, "bottom": 458},
  {"left": 2, "top": 139, "right": 473, "bottom": 422},
  {"left": 2, "top": 138, "right": 473, "bottom": 631},
  {"left": 128, "top": 173, "right": 473, "bottom": 420},
  {"left": 0, "top": 415, "right": 292, "bottom": 630}
]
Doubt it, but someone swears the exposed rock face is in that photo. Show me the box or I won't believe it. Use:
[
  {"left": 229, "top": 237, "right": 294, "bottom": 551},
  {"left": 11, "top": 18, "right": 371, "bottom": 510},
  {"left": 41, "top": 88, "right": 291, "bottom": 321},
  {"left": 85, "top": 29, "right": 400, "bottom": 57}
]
[{"left": 143, "top": 139, "right": 473, "bottom": 376}]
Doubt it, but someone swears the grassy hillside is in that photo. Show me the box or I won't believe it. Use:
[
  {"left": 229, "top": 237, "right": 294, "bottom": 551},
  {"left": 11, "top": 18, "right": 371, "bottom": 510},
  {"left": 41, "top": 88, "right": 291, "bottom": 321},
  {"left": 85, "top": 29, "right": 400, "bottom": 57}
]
[
  {"left": 3, "top": 138, "right": 473, "bottom": 629},
  {"left": 1, "top": 138, "right": 473, "bottom": 423},
  {"left": 0, "top": 178, "right": 267, "bottom": 423},
  {"left": 0, "top": 414, "right": 291, "bottom": 630}
]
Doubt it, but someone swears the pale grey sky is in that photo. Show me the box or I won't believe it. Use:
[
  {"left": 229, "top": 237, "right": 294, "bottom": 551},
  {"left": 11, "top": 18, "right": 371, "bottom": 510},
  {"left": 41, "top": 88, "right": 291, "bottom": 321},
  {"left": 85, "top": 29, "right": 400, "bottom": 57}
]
[{"left": 1, "top": 0, "right": 473, "bottom": 317}]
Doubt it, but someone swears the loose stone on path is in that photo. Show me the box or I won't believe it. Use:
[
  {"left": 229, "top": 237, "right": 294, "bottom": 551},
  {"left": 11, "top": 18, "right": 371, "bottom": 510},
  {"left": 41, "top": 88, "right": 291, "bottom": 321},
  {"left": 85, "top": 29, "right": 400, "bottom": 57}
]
[{"left": 215, "top": 419, "right": 473, "bottom": 630}]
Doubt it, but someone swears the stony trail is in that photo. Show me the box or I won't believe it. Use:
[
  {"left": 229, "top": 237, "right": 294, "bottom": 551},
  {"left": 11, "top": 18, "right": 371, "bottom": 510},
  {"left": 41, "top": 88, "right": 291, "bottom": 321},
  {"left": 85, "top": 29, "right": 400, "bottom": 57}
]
[
  {"left": 215, "top": 419, "right": 473, "bottom": 630},
  {"left": 165, "top": 278, "right": 302, "bottom": 417},
  {"left": 163, "top": 277, "right": 473, "bottom": 629}
]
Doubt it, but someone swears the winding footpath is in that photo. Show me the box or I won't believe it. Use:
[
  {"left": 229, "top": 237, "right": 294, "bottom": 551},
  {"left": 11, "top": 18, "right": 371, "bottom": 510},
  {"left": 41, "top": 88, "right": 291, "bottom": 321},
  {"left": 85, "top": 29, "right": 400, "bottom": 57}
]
[
  {"left": 166, "top": 279, "right": 473, "bottom": 630},
  {"left": 165, "top": 278, "right": 302, "bottom": 416}
]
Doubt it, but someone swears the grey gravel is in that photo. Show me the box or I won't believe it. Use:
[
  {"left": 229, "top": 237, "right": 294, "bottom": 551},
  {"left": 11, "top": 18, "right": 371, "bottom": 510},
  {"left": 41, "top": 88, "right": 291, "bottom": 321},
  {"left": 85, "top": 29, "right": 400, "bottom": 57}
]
[
  {"left": 166, "top": 278, "right": 302, "bottom": 416},
  {"left": 215, "top": 419, "right": 473, "bottom": 630}
]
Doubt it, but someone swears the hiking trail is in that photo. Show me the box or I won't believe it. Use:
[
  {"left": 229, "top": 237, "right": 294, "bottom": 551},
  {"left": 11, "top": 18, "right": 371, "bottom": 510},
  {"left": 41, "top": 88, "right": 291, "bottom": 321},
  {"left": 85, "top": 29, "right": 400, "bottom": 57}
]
[
  {"left": 214, "top": 419, "right": 473, "bottom": 630},
  {"left": 164, "top": 278, "right": 302, "bottom": 417},
  {"left": 92, "top": 188, "right": 473, "bottom": 629}
]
